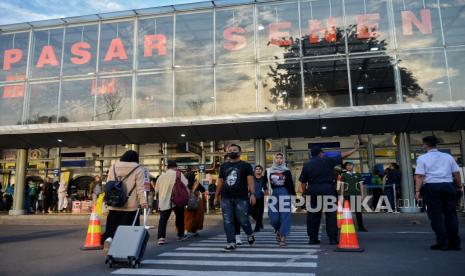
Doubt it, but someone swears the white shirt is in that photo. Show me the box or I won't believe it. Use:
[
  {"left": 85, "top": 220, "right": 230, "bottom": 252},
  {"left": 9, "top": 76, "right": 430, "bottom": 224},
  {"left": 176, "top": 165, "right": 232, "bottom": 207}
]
[
  {"left": 155, "top": 169, "right": 188, "bottom": 211},
  {"left": 415, "top": 149, "right": 460, "bottom": 183}
]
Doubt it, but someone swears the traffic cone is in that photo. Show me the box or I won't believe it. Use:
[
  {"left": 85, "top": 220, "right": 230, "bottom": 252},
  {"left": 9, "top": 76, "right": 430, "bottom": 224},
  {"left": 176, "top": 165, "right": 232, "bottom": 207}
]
[
  {"left": 335, "top": 200, "right": 364, "bottom": 252},
  {"left": 80, "top": 206, "right": 104, "bottom": 250},
  {"left": 337, "top": 199, "right": 343, "bottom": 229}
]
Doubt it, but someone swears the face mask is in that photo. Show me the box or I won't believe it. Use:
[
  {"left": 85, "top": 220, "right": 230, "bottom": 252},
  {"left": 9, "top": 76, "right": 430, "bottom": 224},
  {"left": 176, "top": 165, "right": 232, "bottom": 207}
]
[{"left": 228, "top": 152, "right": 240, "bottom": 159}]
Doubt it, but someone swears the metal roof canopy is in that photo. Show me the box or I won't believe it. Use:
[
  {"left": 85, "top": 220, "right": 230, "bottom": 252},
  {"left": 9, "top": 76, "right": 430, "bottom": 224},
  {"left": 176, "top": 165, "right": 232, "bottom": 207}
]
[{"left": 0, "top": 102, "right": 464, "bottom": 149}]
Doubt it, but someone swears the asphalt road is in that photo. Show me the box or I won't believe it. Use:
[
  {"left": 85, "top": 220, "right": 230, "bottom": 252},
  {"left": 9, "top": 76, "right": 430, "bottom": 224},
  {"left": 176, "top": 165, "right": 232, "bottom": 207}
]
[{"left": 0, "top": 212, "right": 464, "bottom": 276}]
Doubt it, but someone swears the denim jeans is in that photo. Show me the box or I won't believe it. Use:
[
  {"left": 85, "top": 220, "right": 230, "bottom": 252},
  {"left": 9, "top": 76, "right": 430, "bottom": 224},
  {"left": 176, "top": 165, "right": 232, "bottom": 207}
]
[
  {"left": 221, "top": 197, "right": 253, "bottom": 243},
  {"left": 268, "top": 187, "right": 291, "bottom": 237}
]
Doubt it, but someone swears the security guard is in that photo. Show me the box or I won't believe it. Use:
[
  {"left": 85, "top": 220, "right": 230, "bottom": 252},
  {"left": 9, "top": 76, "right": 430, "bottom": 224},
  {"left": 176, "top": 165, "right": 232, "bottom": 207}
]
[
  {"left": 415, "top": 136, "right": 463, "bottom": 250},
  {"left": 299, "top": 140, "right": 360, "bottom": 245}
]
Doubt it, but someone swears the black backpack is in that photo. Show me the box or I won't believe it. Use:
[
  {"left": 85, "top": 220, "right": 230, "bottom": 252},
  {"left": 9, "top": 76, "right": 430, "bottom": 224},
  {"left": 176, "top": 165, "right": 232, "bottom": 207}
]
[{"left": 104, "top": 165, "right": 140, "bottom": 208}]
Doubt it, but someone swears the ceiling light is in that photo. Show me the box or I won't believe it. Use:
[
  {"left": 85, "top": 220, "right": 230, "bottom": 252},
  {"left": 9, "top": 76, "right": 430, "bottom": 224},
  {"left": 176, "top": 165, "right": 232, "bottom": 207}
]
[
  {"left": 357, "top": 86, "right": 364, "bottom": 90},
  {"left": 436, "top": 81, "right": 444, "bottom": 84},
  {"left": 282, "top": 91, "right": 288, "bottom": 95},
  {"left": 57, "top": 139, "right": 63, "bottom": 142},
  {"left": 370, "top": 47, "right": 379, "bottom": 51},
  {"left": 258, "top": 25, "right": 265, "bottom": 31},
  {"left": 322, "top": 126, "right": 327, "bottom": 130},
  {"left": 180, "top": 134, "right": 186, "bottom": 137}
]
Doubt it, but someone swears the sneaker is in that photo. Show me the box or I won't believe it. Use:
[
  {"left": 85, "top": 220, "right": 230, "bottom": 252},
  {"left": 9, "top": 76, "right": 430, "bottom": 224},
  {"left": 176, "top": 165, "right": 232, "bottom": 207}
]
[
  {"left": 157, "top": 238, "right": 166, "bottom": 245},
  {"left": 247, "top": 235, "right": 256, "bottom": 246},
  {"left": 177, "top": 235, "right": 188, "bottom": 242},
  {"left": 430, "top": 243, "right": 448, "bottom": 250},
  {"left": 224, "top": 243, "right": 237, "bottom": 252},
  {"left": 103, "top": 237, "right": 112, "bottom": 253},
  {"left": 235, "top": 235, "right": 242, "bottom": 245}
]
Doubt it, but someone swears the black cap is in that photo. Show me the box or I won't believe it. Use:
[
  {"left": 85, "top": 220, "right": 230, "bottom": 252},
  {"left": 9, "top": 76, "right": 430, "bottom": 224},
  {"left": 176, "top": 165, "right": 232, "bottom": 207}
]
[
  {"left": 167, "top": 160, "right": 177, "bottom": 169},
  {"left": 310, "top": 146, "right": 323, "bottom": 157}
]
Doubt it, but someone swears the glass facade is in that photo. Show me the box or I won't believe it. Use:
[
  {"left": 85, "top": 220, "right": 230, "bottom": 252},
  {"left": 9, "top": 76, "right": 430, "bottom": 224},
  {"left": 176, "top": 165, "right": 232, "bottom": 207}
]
[{"left": 1, "top": 0, "right": 465, "bottom": 126}]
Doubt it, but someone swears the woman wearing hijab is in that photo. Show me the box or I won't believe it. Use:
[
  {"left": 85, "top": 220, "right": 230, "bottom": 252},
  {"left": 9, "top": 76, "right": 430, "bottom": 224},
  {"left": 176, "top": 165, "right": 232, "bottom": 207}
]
[{"left": 267, "top": 153, "right": 296, "bottom": 246}]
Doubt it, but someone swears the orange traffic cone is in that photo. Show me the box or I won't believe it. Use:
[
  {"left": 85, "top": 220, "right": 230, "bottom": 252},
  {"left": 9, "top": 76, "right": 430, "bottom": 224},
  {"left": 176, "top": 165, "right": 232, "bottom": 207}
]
[
  {"left": 337, "top": 199, "right": 343, "bottom": 229},
  {"left": 80, "top": 206, "right": 104, "bottom": 250},
  {"left": 335, "top": 200, "right": 364, "bottom": 252}
]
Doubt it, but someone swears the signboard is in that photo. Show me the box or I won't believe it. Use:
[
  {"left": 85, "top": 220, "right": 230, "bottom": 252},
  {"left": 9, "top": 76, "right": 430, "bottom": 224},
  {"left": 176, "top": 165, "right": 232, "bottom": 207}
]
[
  {"left": 199, "top": 164, "right": 205, "bottom": 173},
  {"left": 308, "top": 142, "right": 341, "bottom": 160},
  {"left": 185, "top": 142, "right": 202, "bottom": 156}
]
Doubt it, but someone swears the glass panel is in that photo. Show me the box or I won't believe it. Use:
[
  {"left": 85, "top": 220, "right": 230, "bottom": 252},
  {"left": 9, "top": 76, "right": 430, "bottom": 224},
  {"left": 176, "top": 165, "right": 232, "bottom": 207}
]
[
  {"left": 138, "top": 16, "right": 173, "bottom": 69},
  {"left": 216, "top": 64, "right": 256, "bottom": 114},
  {"left": 31, "top": 29, "right": 64, "bottom": 78},
  {"left": 398, "top": 50, "right": 449, "bottom": 103},
  {"left": 27, "top": 82, "right": 59, "bottom": 124},
  {"left": 0, "top": 83, "right": 24, "bottom": 125},
  {"left": 136, "top": 72, "right": 173, "bottom": 118},
  {"left": 345, "top": 0, "right": 391, "bottom": 53},
  {"left": 63, "top": 25, "right": 98, "bottom": 76},
  {"left": 260, "top": 62, "right": 302, "bottom": 111},
  {"left": 175, "top": 68, "right": 214, "bottom": 116},
  {"left": 303, "top": 59, "right": 351, "bottom": 108},
  {"left": 99, "top": 21, "right": 134, "bottom": 73},
  {"left": 441, "top": 0, "right": 465, "bottom": 46},
  {"left": 393, "top": 0, "right": 442, "bottom": 49},
  {"left": 216, "top": 6, "right": 255, "bottom": 64},
  {"left": 257, "top": 1, "right": 300, "bottom": 60},
  {"left": 175, "top": 12, "right": 213, "bottom": 66},
  {"left": 349, "top": 57, "right": 396, "bottom": 106},
  {"left": 95, "top": 76, "right": 132, "bottom": 120},
  {"left": 300, "top": 0, "right": 345, "bottom": 56},
  {"left": 60, "top": 79, "right": 95, "bottom": 122},
  {"left": 0, "top": 32, "right": 29, "bottom": 82},
  {"left": 446, "top": 47, "right": 465, "bottom": 101}
]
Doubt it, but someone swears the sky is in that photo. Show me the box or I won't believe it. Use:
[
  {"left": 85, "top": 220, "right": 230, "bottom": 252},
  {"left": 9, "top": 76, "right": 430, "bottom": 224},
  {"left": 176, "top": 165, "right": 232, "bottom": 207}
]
[{"left": 0, "top": 0, "right": 207, "bottom": 25}]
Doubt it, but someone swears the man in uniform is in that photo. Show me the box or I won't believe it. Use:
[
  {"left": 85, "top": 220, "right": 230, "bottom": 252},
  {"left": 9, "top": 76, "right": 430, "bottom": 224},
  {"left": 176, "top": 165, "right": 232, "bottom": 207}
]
[
  {"left": 299, "top": 140, "right": 360, "bottom": 245},
  {"left": 415, "top": 136, "right": 462, "bottom": 250}
]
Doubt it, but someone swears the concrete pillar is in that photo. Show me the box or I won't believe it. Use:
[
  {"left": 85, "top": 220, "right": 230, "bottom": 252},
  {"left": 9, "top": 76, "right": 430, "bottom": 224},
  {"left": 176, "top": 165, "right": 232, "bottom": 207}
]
[
  {"left": 367, "top": 134, "right": 376, "bottom": 173},
  {"left": 254, "top": 139, "right": 266, "bottom": 167},
  {"left": 9, "top": 149, "right": 27, "bottom": 216},
  {"left": 397, "top": 132, "right": 420, "bottom": 213}
]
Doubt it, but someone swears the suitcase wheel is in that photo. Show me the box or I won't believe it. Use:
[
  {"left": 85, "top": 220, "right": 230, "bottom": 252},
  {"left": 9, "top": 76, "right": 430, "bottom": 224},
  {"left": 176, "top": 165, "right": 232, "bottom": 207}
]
[{"left": 108, "top": 260, "right": 113, "bottom": 268}]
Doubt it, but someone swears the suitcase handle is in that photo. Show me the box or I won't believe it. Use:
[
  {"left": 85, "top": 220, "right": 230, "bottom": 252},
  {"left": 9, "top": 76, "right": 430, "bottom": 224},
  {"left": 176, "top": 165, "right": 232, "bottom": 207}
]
[{"left": 132, "top": 207, "right": 148, "bottom": 227}]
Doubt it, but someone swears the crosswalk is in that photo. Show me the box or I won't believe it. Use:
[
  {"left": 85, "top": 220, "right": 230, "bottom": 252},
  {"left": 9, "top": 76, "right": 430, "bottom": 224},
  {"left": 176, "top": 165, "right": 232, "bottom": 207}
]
[{"left": 112, "top": 226, "right": 320, "bottom": 276}]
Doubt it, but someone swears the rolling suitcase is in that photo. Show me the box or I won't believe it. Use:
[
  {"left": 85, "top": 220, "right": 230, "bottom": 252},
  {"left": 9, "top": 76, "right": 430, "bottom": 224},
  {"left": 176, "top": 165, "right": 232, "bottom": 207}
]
[{"left": 105, "top": 208, "right": 149, "bottom": 268}]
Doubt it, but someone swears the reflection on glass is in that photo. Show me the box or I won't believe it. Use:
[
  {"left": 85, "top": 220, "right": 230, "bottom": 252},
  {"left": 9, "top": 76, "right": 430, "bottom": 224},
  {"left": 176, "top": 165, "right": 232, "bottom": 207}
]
[
  {"left": 175, "top": 12, "right": 213, "bottom": 66},
  {"left": 60, "top": 79, "right": 95, "bottom": 122},
  {"left": 303, "top": 59, "right": 350, "bottom": 108},
  {"left": 0, "top": 32, "right": 29, "bottom": 82},
  {"left": 260, "top": 62, "right": 302, "bottom": 111},
  {"left": 138, "top": 16, "right": 173, "bottom": 69},
  {"left": 175, "top": 68, "right": 214, "bottom": 116},
  {"left": 216, "top": 6, "right": 255, "bottom": 64},
  {"left": 63, "top": 25, "right": 98, "bottom": 76},
  {"left": 350, "top": 57, "right": 396, "bottom": 106},
  {"left": 398, "top": 50, "right": 449, "bottom": 102},
  {"left": 28, "top": 82, "right": 59, "bottom": 124},
  {"left": 136, "top": 73, "right": 173, "bottom": 118},
  {"left": 446, "top": 48, "right": 465, "bottom": 101},
  {"left": 441, "top": 1, "right": 465, "bottom": 46},
  {"left": 99, "top": 21, "right": 134, "bottom": 72},
  {"left": 95, "top": 76, "right": 132, "bottom": 120},
  {"left": 0, "top": 83, "right": 24, "bottom": 125},
  {"left": 393, "top": 0, "right": 442, "bottom": 49},
  {"left": 345, "top": 0, "right": 391, "bottom": 53},
  {"left": 31, "top": 29, "right": 64, "bottom": 78},
  {"left": 300, "top": 0, "right": 345, "bottom": 56},
  {"left": 216, "top": 65, "right": 256, "bottom": 114},
  {"left": 257, "top": 1, "right": 300, "bottom": 60}
]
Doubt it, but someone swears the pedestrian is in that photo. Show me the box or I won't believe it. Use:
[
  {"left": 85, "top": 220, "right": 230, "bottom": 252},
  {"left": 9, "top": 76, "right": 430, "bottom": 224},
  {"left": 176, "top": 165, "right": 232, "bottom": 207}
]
[
  {"left": 57, "top": 180, "right": 68, "bottom": 213},
  {"left": 385, "top": 163, "right": 401, "bottom": 211},
  {"left": 51, "top": 179, "right": 59, "bottom": 213},
  {"left": 370, "top": 170, "right": 383, "bottom": 210},
  {"left": 415, "top": 136, "right": 462, "bottom": 250},
  {"left": 5, "top": 184, "right": 14, "bottom": 211},
  {"left": 37, "top": 183, "right": 44, "bottom": 213},
  {"left": 214, "top": 144, "right": 256, "bottom": 252},
  {"left": 251, "top": 165, "right": 268, "bottom": 232},
  {"left": 28, "top": 181, "right": 38, "bottom": 213},
  {"left": 299, "top": 140, "right": 360, "bottom": 245},
  {"left": 101, "top": 150, "right": 148, "bottom": 251},
  {"left": 151, "top": 176, "right": 159, "bottom": 213},
  {"left": 184, "top": 168, "right": 206, "bottom": 237},
  {"left": 43, "top": 178, "right": 54, "bottom": 213},
  {"left": 339, "top": 162, "right": 367, "bottom": 232},
  {"left": 155, "top": 160, "right": 189, "bottom": 245},
  {"left": 208, "top": 179, "right": 217, "bottom": 212},
  {"left": 89, "top": 175, "right": 103, "bottom": 203},
  {"left": 267, "top": 153, "right": 296, "bottom": 246}
]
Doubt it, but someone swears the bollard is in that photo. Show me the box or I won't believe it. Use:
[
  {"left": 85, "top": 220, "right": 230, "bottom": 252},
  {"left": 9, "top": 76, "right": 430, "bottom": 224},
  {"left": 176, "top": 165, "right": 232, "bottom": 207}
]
[{"left": 393, "top": 184, "right": 399, "bottom": 213}]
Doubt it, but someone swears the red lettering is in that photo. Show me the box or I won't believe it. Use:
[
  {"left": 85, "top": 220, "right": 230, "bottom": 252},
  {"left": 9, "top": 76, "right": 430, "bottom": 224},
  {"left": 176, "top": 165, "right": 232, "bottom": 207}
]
[
  {"left": 104, "top": 38, "right": 128, "bottom": 62},
  {"left": 70, "top": 42, "right": 92, "bottom": 65},
  {"left": 36, "top": 45, "right": 58, "bottom": 68},
  {"left": 223, "top": 27, "right": 247, "bottom": 51},
  {"left": 144, "top": 34, "right": 167, "bottom": 57},
  {"left": 91, "top": 78, "right": 116, "bottom": 95},
  {"left": 309, "top": 17, "right": 337, "bottom": 44},
  {"left": 3, "top": 49, "right": 23, "bottom": 70},
  {"left": 269, "top": 22, "right": 293, "bottom": 46},
  {"left": 3, "top": 75, "right": 25, "bottom": 99},
  {"left": 402, "top": 9, "right": 432, "bottom": 35},
  {"left": 357, "top": 13, "right": 381, "bottom": 39}
]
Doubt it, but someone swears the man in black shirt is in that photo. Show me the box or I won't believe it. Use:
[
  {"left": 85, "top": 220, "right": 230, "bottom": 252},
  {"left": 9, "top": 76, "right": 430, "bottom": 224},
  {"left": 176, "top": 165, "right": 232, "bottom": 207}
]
[
  {"left": 214, "top": 144, "right": 256, "bottom": 252},
  {"left": 299, "top": 140, "right": 360, "bottom": 245}
]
